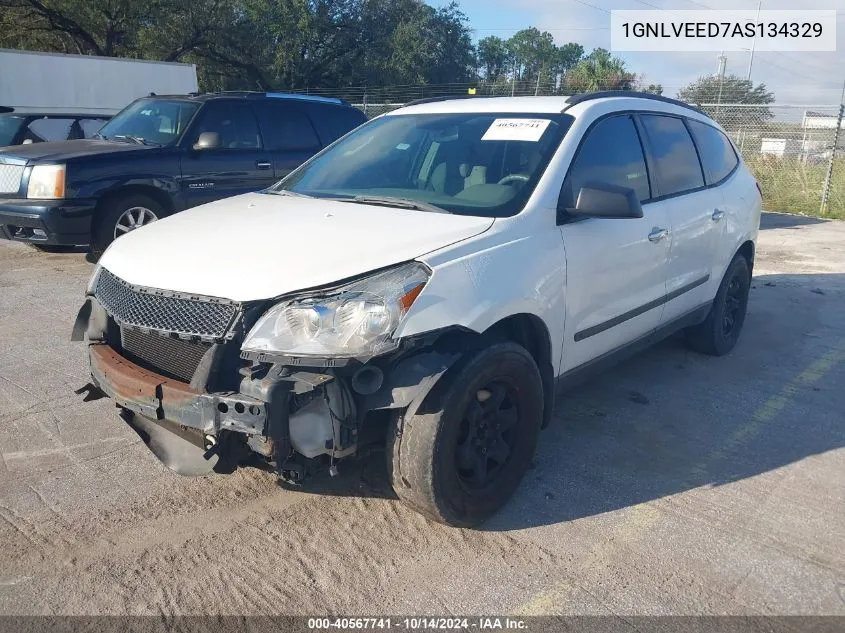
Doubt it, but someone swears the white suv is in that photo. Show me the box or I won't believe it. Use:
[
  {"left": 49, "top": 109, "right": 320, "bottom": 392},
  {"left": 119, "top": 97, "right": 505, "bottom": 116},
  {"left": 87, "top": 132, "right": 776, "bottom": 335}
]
[{"left": 74, "top": 92, "right": 761, "bottom": 527}]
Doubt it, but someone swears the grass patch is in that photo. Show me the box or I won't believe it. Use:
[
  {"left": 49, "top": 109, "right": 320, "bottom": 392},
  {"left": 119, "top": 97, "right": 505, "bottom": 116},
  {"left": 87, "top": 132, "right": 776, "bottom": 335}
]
[{"left": 743, "top": 156, "right": 845, "bottom": 219}]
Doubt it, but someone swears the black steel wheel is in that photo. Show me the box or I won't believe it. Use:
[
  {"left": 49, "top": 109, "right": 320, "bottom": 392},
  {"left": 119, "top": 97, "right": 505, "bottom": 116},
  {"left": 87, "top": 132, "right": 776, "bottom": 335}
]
[
  {"left": 455, "top": 382, "right": 519, "bottom": 490},
  {"left": 686, "top": 253, "right": 751, "bottom": 356},
  {"left": 387, "top": 341, "right": 544, "bottom": 527}
]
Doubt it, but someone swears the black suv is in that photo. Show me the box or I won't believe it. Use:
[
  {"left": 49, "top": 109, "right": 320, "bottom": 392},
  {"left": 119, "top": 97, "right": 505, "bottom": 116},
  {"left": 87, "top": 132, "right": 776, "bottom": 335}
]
[{"left": 0, "top": 92, "right": 366, "bottom": 255}]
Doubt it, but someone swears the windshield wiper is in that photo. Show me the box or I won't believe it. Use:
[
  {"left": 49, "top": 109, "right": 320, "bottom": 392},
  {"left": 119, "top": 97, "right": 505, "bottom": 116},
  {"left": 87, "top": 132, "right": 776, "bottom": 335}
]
[
  {"left": 343, "top": 195, "right": 451, "bottom": 214},
  {"left": 112, "top": 134, "right": 151, "bottom": 145}
]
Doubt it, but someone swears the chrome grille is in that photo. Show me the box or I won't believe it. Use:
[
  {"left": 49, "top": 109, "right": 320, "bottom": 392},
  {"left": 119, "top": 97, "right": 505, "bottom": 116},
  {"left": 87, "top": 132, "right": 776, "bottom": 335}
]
[
  {"left": 0, "top": 164, "right": 24, "bottom": 194},
  {"left": 120, "top": 328, "right": 211, "bottom": 382},
  {"left": 95, "top": 268, "right": 240, "bottom": 340}
]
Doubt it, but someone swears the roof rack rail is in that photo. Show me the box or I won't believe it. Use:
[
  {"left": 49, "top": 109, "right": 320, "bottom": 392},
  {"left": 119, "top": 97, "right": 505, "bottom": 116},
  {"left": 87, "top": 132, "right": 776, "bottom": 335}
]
[
  {"left": 264, "top": 92, "right": 348, "bottom": 106},
  {"left": 198, "top": 91, "right": 349, "bottom": 106},
  {"left": 214, "top": 91, "right": 262, "bottom": 97},
  {"left": 403, "top": 94, "right": 502, "bottom": 107},
  {"left": 562, "top": 90, "right": 704, "bottom": 115}
]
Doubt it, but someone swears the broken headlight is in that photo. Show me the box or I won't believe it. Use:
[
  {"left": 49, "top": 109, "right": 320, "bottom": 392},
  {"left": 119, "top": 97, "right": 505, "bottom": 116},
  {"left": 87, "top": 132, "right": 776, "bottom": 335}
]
[{"left": 241, "top": 262, "right": 430, "bottom": 359}]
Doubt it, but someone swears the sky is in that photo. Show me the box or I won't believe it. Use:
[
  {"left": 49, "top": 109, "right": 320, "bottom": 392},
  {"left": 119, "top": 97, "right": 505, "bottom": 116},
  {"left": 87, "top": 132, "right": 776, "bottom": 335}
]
[{"left": 431, "top": 0, "right": 845, "bottom": 106}]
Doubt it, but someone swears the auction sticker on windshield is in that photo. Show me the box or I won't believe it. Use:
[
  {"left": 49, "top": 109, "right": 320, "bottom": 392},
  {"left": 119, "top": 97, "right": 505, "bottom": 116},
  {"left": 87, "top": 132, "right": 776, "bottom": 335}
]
[{"left": 482, "top": 118, "right": 551, "bottom": 142}]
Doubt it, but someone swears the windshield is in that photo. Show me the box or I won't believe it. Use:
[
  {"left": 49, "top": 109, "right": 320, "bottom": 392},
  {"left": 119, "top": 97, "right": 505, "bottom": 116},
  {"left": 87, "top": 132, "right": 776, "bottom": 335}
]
[
  {"left": 0, "top": 116, "right": 25, "bottom": 146},
  {"left": 98, "top": 99, "right": 200, "bottom": 146},
  {"left": 272, "top": 112, "right": 573, "bottom": 217}
]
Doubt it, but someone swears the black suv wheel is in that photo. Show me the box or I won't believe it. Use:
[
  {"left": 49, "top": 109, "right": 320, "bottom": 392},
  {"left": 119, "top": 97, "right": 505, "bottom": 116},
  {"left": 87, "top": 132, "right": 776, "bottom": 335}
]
[{"left": 91, "top": 194, "right": 166, "bottom": 258}]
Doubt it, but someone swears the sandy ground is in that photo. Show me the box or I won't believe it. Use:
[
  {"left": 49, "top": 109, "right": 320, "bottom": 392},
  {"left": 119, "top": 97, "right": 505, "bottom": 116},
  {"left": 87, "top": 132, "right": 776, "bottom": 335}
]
[{"left": 0, "top": 212, "right": 843, "bottom": 616}]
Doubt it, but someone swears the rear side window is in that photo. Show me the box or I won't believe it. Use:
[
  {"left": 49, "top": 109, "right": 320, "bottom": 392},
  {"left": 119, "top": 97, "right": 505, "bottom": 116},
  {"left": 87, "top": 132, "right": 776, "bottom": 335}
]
[
  {"left": 23, "top": 117, "right": 75, "bottom": 142},
  {"left": 307, "top": 103, "right": 367, "bottom": 145},
  {"left": 687, "top": 119, "right": 738, "bottom": 185},
  {"left": 640, "top": 114, "right": 705, "bottom": 197},
  {"left": 253, "top": 102, "right": 320, "bottom": 151},
  {"left": 561, "top": 114, "right": 650, "bottom": 208}
]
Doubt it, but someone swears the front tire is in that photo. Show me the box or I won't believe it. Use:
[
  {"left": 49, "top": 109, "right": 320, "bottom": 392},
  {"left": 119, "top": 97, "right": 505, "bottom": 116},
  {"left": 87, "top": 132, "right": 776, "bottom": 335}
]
[
  {"left": 685, "top": 254, "right": 751, "bottom": 356},
  {"left": 90, "top": 194, "right": 165, "bottom": 259},
  {"left": 388, "top": 342, "right": 544, "bottom": 527}
]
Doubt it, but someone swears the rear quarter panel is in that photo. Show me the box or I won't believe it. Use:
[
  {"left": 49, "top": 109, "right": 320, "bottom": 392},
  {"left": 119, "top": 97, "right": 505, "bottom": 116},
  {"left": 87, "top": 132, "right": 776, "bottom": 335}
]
[{"left": 718, "top": 162, "right": 761, "bottom": 279}]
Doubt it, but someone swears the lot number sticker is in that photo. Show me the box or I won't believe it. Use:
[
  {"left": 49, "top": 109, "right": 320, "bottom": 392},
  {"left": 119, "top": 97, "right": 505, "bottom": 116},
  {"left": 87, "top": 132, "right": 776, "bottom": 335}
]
[{"left": 482, "top": 118, "right": 551, "bottom": 142}]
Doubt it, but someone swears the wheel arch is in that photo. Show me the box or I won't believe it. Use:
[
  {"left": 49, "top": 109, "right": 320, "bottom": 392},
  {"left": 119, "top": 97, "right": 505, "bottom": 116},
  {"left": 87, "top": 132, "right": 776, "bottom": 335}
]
[
  {"left": 736, "top": 239, "right": 755, "bottom": 272},
  {"left": 93, "top": 184, "right": 175, "bottom": 229},
  {"left": 395, "top": 311, "right": 557, "bottom": 434},
  {"left": 481, "top": 313, "right": 556, "bottom": 429}
]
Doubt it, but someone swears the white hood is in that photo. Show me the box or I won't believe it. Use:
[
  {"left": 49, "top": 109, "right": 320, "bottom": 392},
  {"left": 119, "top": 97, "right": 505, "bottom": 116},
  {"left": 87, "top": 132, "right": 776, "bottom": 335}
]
[{"left": 98, "top": 193, "right": 493, "bottom": 301}]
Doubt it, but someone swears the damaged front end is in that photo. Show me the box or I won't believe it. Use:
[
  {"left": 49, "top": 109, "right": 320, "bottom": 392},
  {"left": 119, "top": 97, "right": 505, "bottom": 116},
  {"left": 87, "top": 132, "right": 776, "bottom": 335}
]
[{"left": 72, "top": 266, "right": 461, "bottom": 481}]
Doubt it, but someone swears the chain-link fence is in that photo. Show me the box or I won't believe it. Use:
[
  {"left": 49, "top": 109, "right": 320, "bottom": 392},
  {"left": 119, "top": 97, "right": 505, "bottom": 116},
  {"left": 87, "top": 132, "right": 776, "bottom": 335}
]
[
  {"left": 351, "top": 103, "right": 405, "bottom": 118},
  {"left": 350, "top": 98, "right": 845, "bottom": 218},
  {"left": 698, "top": 103, "right": 845, "bottom": 217}
]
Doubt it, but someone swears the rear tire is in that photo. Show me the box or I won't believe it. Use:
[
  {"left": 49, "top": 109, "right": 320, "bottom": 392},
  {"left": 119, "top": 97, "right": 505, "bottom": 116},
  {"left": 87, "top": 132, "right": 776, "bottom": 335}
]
[
  {"left": 90, "top": 194, "right": 166, "bottom": 259},
  {"left": 387, "top": 342, "right": 544, "bottom": 527},
  {"left": 685, "top": 254, "right": 751, "bottom": 356}
]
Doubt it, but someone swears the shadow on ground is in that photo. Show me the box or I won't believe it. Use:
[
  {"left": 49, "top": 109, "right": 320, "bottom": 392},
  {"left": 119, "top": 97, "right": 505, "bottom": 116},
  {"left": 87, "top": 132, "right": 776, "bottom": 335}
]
[
  {"left": 282, "top": 271, "right": 845, "bottom": 531},
  {"left": 760, "top": 212, "right": 829, "bottom": 230}
]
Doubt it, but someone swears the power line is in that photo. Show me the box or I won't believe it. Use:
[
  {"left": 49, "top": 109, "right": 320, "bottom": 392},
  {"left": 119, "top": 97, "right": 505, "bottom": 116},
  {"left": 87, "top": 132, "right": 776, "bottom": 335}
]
[
  {"left": 753, "top": 55, "right": 837, "bottom": 84},
  {"left": 767, "top": 50, "right": 836, "bottom": 74},
  {"left": 567, "top": 0, "right": 611, "bottom": 15}
]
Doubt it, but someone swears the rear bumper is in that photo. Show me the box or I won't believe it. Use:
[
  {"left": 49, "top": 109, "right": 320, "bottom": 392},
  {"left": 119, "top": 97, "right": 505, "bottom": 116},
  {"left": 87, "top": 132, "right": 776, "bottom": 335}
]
[{"left": 0, "top": 198, "right": 97, "bottom": 245}]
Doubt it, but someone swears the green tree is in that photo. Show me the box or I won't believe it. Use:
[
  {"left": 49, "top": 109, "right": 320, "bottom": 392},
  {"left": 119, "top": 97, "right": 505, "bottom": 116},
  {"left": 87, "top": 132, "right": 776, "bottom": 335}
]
[
  {"left": 564, "top": 48, "right": 634, "bottom": 93},
  {"left": 677, "top": 74, "right": 775, "bottom": 123},
  {"left": 555, "top": 42, "right": 584, "bottom": 76},
  {"left": 477, "top": 35, "right": 510, "bottom": 81},
  {"left": 380, "top": 1, "right": 474, "bottom": 86},
  {"left": 506, "top": 27, "right": 557, "bottom": 83},
  {"left": 0, "top": 0, "right": 149, "bottom": 56},
  {"left": 634, "top": 80, "right": 663, "bottom": 95}
]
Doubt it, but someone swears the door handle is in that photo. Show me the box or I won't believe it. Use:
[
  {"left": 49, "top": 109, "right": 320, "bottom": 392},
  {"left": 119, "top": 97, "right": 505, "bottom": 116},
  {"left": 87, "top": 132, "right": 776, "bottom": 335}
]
[
  {"left": 712, "top": 209, "right": 725, "bottom": 222},
  {"left": 256, "top": 161, "right": 272, "bottom": 170},
  {"left": 648, "top": 227, "right": 669, "bottom": 243}
]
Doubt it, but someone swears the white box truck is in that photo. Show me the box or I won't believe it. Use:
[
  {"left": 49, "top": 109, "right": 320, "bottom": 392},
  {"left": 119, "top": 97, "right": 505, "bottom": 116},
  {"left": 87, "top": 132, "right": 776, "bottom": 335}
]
[{"left": 0, "top": 49, "right": 199, "bottom": 115}]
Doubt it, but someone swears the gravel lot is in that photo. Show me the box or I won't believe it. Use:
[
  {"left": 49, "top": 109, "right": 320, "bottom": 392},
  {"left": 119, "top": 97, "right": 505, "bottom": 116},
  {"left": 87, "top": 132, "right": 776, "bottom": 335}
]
[{"left": 0, "top": 212, "right": 843, "bottom": 617}]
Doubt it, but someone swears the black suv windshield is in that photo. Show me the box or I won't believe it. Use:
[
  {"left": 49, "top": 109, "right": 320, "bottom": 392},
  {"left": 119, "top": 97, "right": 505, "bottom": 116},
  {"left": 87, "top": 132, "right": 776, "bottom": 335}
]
[
  {"left": 0, "top": 115, "right": 25, "bottom": 146},
  {"left": 272, "top": 112, "right": 573, "bottom": 217},
  {"left": 98, "top": 99, "right": 200, "bottom": 146}
]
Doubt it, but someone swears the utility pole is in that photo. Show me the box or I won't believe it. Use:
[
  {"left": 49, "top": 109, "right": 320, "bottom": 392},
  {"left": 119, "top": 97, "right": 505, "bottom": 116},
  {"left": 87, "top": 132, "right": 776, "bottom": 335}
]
[
  {"left": 746, "top": 0, "right": 762, "bottom": 81},
  {"left": 534, "top": 64, "right": 543, "bottom": 96},
  {"left": 716, "top": 52, "right": 727, "bottom": 124},
  {"left": 819, "top": 79, "right": 845, "bottom": 215}
]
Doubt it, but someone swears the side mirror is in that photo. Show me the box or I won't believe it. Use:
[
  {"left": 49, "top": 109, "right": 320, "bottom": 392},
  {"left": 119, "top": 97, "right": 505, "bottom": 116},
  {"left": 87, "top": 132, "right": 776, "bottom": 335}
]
[
  {"left": 562, "top": 182, "right": 643, "bottom": 220},
  {"left": 192, "top": 131, "right": 220, "bottom": 151}
]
